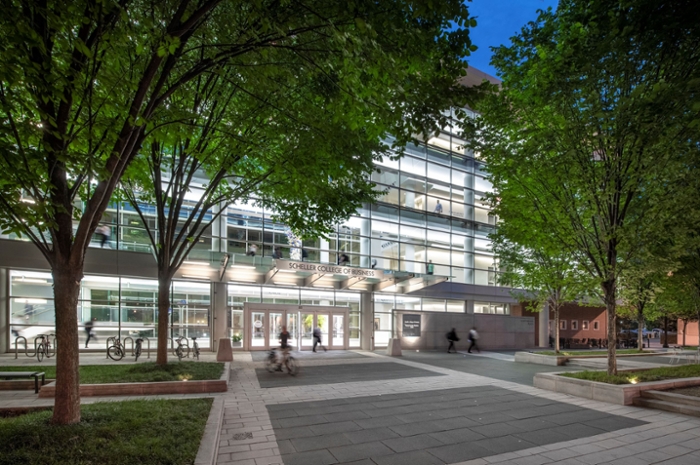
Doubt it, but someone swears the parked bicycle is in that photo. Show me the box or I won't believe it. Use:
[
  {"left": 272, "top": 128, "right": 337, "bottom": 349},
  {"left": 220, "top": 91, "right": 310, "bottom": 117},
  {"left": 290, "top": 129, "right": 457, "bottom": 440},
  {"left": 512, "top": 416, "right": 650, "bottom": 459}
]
[
  {"left": 107, "top": 337, "right": 126, "bottom": 361},
  {"left": 173, "top": 336, "right": 190, "bottom": 361},
  {"left": 36, "top": 334, "right": 55, "bottom": 362},
  {"left": 191, "top": 337, "right": 200, "bottom": 361},
  {"left": 265, "top": 348, "right": 298, "bottom": 376},
  {"left": 134, "top": 338, "right": 144, "bottom": 362}
]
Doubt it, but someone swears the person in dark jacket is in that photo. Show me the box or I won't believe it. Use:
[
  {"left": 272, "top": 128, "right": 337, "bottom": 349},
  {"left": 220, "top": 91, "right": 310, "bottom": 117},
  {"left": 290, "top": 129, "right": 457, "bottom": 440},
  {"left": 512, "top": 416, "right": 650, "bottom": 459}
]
[{"left": 446, "top": 328, "right": 459, "bottom": 353}]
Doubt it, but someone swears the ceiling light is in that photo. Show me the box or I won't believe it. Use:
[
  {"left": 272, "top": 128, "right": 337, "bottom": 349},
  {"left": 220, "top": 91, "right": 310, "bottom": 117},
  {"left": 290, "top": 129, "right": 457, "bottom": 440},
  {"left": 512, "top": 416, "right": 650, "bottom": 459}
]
[
  {"left": 231, "top": 265, "right": 256, "bottom": 270},
  {"left": 183, "top": 260, "right": 209, "bottom": 266}
]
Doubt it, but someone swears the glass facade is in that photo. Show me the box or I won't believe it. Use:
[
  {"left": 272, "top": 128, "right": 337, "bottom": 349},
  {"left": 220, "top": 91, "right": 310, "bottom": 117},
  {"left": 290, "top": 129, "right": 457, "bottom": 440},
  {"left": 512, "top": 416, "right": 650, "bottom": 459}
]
[
  {"left": 9, "top": 270, "right": 211, "bottom": 349},
  {"left": 1, "top": 108, "right": 519, "bottom": 352}
]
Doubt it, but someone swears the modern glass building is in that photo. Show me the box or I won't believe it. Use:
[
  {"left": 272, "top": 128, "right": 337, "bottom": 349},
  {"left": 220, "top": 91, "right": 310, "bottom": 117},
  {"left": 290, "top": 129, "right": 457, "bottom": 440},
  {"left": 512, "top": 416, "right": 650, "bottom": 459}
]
[{"left": 0, "top": 68, "right": 530, "bottom": 354}]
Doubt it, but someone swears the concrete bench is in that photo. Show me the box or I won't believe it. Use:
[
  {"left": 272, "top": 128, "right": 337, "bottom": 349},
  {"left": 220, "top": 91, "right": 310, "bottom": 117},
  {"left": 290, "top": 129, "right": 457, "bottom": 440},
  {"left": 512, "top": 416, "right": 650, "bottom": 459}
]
[{"left": 0, "top": 371, "right": 46, "bottom": 393}]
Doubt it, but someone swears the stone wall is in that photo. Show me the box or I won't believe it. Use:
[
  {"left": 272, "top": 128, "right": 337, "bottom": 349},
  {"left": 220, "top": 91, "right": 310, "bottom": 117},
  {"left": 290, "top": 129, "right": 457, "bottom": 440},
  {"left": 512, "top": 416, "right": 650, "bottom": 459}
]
[{"left": 393, "top": 310, "right": 535, "bottom": 351}]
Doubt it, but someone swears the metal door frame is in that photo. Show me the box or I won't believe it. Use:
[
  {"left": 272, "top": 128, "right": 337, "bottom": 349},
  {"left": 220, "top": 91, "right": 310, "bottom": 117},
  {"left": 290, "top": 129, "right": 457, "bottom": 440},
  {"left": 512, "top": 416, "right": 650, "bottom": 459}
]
[{"left": 243, "top": 303, "right": 349, "bottom": 351}]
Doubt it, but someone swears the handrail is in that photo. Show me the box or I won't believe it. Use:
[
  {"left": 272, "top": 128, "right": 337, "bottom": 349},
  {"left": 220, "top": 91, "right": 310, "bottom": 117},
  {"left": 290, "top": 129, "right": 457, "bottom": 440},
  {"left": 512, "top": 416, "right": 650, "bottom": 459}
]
[{"left": 123, "top": 337, "right": 135, "bottom": 356}]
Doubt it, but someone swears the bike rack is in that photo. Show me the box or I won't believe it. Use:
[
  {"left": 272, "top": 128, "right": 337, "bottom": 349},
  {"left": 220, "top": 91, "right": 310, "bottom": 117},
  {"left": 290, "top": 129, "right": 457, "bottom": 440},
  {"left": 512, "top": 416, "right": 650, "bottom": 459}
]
[
  {"left": 144, "top": 337, "right": 151, "bottom": 359},
  {"left": 123, "top": 337, "right": 135, "bottom": 356},
  {"left": 106, "top": 337, "right": 116, "bottom": 359},
  {"left": 13, "top": 336, "right": 35, "bottom": 359},
  {"left": 50, "top": 334, "right": 57, "bottom": 357}
]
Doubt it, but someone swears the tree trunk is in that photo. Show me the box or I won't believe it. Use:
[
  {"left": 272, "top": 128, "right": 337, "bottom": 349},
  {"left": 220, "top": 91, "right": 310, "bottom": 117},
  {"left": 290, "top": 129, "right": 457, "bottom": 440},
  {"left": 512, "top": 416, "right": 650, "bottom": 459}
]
[
  {"left": 554, "top": 307, "right": 560, "bottom": 354},
  {"left": 602, "top": 280, "right": 617, "bottom": 375},
  {"left": 682, "top": 319, "right": 687, "bottom": 347},
  {"left": 51, "top": 263, "right": 82, "bottom": 424},
  {"left": 637, "top": 310, "right": 645, "bottom": 351},
  {"left": 663, "top": 315, "right": 669, "bottom": 348},
  {"left": 156, "top": 274, "right": 171, "bottom": 365}
]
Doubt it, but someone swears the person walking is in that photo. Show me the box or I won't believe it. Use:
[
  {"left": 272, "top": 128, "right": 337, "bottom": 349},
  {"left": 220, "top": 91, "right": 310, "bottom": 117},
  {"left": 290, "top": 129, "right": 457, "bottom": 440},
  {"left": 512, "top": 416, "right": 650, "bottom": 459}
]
[
  {"left": 246, "top": 243, "right": 258, "bottom": 256},
  {"left": 277, "top": 325, "right": 291, "bottom": 371},
  {"left": 312, "top": 326, "right": 327, "bottom": 352},
  {"left": 446, "top": 327, "right": 459, "bottom": 353},
  {"left": 467, "top": 326, "right": 480, "bottom": 353},
  {"left": 85, "top": 317, "right": 97, "bottom": 348},
  {"left": 97, "top": 224, "right": 111, "bottom": 248}
]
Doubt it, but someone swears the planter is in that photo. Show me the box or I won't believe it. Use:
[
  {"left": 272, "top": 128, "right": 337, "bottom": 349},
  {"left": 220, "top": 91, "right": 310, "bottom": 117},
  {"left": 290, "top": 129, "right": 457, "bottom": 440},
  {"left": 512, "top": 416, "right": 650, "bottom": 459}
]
[
  {"left": 39, "top": 362, "right": 229, "bottom": 398},
  {"left": 515, "top": 351, "right": 567, "bottom": 366},
  {"left": 534, "top": 371, "right": 700, "bottom": 405}
]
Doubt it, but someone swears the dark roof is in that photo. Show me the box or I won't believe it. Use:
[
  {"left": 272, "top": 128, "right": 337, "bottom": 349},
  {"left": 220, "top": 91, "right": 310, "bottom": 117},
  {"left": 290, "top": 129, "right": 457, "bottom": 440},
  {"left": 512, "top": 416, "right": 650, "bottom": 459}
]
[{"left": 458, "top": 66, "right": 501, "bottom": 87}]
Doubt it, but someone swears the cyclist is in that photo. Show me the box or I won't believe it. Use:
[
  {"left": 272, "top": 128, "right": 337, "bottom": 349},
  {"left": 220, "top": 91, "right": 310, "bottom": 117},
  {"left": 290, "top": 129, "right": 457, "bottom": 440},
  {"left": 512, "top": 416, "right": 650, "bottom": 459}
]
[{"left": 277, "top": 326, "right": 291, "bottom": 371}]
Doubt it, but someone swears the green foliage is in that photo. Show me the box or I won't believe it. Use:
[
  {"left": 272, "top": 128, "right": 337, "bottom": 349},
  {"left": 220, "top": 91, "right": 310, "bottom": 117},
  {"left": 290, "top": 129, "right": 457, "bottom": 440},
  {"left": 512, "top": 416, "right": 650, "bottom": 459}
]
[
  {"left": 468, "top": 0, "right": 700, "bottom": 373},
  {"left": 0, "top": 362, "right": 223, "bottom": 384},
  {"left": 0, "top": 0, "right": 477, "bottom": 419},
  {"left": 0, "top": 399, "right": 212, "bottom": 465}
]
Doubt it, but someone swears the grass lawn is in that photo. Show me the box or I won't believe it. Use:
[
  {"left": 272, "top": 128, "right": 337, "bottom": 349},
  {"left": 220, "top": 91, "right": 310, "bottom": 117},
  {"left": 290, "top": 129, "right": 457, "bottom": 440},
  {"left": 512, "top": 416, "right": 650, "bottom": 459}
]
[
  {"left": 0, "top": 398, "right": 212, "bottom": 465},
  {"left": 0, "top": 362, "right": 223, "bottom": 384},
  {"left": 561, "top": 364, "right": 700, "bottom": 385},
  {"left": 536, "top": 349, "right": 650, "bottom": 356}
]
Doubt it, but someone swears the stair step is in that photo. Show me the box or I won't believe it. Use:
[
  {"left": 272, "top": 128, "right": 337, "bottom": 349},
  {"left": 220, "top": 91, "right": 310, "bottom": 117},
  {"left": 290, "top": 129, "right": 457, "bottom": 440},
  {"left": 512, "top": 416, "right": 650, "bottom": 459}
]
[
  {"left": 633, "top": 397, "right": 700, "bottom": 418},
  {"left": 641, "top": 390, "right": 700, "bottom": 407}
]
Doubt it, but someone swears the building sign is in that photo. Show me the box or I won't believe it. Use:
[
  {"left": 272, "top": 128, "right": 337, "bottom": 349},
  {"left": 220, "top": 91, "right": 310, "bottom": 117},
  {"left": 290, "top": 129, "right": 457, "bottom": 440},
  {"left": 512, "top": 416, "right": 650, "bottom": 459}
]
[
  {"left": 275, "top": 260, "right": 384, "bottom": 280},
  {"left": 402, "top": 314, "right": 421, "bottom": 337}
]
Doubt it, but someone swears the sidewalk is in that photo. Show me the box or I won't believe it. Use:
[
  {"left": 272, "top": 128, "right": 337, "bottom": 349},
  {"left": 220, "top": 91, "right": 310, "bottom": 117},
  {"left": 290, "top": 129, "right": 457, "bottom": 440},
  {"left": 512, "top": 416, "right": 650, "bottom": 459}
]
[
  {"left": 214, "top": 350, "right": 700, "bottom": 465},
  {"left": 3, "top": 350, "right": 700, "bottom": 464}
]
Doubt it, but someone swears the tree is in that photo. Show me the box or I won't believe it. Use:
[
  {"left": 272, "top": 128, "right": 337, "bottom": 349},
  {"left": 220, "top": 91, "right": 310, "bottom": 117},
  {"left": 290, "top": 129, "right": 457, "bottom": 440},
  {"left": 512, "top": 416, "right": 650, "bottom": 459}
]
[
  {"left": 468, "top": 0, "right": 700, "bottom": 374},
  {"left": 0, "top": 0, "right": 476, "bottom": 423},
  {"left": 490, "top": 192, "right": 595, "bottom": 354},
  {"left": 121, "top": 58, "right": 398, "bottom": 364}
]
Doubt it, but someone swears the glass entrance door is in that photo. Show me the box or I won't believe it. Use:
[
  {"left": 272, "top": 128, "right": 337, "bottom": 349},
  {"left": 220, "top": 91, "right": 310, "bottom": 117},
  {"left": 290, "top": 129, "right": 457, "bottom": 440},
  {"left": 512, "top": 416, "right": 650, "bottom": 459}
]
[{"left": 245, "top": 304, "right": 349, "bottom": 350}]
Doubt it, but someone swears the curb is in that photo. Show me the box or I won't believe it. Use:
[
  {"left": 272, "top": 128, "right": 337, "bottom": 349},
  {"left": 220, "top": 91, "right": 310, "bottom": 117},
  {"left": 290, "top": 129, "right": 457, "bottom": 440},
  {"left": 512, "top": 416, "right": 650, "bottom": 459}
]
[{"left": 195, "top": 396, "right": 225, "bottom": 465}]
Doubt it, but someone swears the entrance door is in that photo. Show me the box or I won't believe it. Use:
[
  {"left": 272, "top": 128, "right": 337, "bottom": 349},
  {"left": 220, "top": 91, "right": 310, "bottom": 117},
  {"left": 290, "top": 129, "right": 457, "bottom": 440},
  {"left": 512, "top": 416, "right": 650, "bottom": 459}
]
[
  {"left": 298, "top": 311, "right": 348, "bottom": 350},
  {"left": 245, "top": 304, "right": 349, "bottom": 350}
]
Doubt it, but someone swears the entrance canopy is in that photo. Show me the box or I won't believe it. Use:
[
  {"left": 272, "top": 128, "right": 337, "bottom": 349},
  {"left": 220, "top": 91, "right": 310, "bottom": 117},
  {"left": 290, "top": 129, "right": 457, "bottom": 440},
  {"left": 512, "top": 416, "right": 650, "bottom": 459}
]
[{"left": 177, "top": 253, "right": 449, "bottom": 293}]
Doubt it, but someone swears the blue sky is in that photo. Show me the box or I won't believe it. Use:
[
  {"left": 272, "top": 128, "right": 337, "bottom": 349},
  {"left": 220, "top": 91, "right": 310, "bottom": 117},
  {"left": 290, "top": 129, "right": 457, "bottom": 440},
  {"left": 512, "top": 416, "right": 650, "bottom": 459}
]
[{"left": 465, "top": 0, "right": 559, "bottom": 78}]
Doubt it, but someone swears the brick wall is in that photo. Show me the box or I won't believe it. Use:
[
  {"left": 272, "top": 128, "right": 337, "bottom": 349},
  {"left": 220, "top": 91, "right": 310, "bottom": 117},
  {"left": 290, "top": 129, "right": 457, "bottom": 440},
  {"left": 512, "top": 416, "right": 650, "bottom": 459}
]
[
  {"left": 512, "top": 303, "right": 607, "bottom": 345},
  {"left": 678, "top": 320, "right": 699, "bottom": 346}
]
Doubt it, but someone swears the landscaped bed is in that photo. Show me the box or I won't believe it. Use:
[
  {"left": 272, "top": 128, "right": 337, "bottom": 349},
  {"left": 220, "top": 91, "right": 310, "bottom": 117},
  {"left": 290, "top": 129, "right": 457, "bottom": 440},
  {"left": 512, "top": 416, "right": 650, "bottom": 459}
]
[
  {"left": 561, "top": 364, "right": 700, "bottom": 385},
  {"left": 537, "top": 349, "right": 652, "bottom": 356},
  {"left": 0, "top": 398, "right": 212, "bottom": 465},
  {"left": 0, "top": 362, "right": 224, "bottom": 384}
]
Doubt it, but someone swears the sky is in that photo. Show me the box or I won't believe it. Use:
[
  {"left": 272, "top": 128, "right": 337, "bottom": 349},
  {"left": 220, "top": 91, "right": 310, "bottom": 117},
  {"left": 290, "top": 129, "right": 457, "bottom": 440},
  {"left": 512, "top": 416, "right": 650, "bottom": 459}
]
[{"left": 465, "top": 0, "right": 560, "bottom": 78}]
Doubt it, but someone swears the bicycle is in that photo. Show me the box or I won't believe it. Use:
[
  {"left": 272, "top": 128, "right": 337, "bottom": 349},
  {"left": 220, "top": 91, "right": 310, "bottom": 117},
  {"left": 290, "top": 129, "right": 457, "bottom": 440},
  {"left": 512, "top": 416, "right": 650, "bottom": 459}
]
[
  {"left": 265, "top": 348, "right": 298, "bottom": 376},
  {"left": 173, "top": 336, "right": 190, "bottom": 361},
  {"left": 134, "top": 338, "right": 144, "bottom": 362},
  {"left": 191, "top": 337, "right": 200, "bottom": 361},
  {"left": 107, "top": 337, "right": 125, "bottom": 361},
  {"left": 36, "top": 334, "right": 55, "bottom": 362}
]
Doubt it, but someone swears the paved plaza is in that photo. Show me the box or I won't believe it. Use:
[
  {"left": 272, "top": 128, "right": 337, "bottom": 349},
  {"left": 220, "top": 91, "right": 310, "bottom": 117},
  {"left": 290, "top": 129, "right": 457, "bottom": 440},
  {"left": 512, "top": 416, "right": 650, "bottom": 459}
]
[{"left": 2, "top": 349, "right": 700, "bottom": 464}]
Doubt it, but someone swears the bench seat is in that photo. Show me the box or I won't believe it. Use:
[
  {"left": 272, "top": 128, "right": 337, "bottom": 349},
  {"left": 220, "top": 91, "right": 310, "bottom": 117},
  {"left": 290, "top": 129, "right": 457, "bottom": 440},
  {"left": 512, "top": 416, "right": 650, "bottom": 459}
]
[{"left": 0, "top": 371, "right": 46, "bottom": 393}]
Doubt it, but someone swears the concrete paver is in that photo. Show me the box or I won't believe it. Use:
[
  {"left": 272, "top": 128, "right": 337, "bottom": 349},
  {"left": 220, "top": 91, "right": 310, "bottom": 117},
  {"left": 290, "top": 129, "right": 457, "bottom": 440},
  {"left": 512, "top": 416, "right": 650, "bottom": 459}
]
[{"left": 3, "top": 350, "right": 700, "bottom": 464}]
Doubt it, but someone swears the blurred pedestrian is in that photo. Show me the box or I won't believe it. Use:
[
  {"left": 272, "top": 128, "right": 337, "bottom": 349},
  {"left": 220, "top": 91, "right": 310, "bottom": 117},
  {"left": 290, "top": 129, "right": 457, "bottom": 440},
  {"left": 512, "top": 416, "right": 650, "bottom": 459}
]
[
  {"left": 446, "top": 328, "right": 459, "bottom": 353},
  {"left": 468, "top": 326, "right": 480, "bottom": 353},
  {"left": 313, "top": 326, "right": 327, "bottom": 352},
  {"left": 85, "top": 317, "right": 98, "bottom": 348}
]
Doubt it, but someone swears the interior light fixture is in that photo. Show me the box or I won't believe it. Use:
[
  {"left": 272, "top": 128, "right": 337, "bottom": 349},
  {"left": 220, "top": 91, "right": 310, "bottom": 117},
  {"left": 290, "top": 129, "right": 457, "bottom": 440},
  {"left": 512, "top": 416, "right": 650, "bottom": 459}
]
[
  {"left": 183, "top": 260, "right": 210, "bottom": 266},
  {"left": 182, "top": 275, "right": 210, "bottom": 280},
  {"left": 277, "top": 269, "right": 296, "bottom": 273},
  {"left": 230, "top": 265, "right": 256, "bottom": 270},
  {"left": 17, "top": 278, "right": 48, "bottom": 284}
]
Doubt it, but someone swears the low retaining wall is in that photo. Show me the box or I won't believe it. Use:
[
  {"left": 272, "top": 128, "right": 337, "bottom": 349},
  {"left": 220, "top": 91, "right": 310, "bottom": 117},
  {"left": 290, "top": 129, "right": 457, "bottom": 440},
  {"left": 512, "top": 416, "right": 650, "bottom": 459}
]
[
  {"left": 0, "top": 379, "right": 54, "bottom": 391},
  {"left": 534, "top": 372, "right": 700, "bottom": 405},
  {"left": 39, "top": 362, "right": 230, "bottom": 398},
  {"left": 516, "top": 350, "right": 665, "bottom": 366},
  {"left": 515, "top": 352, "right": 567, "bottom": 366}
]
